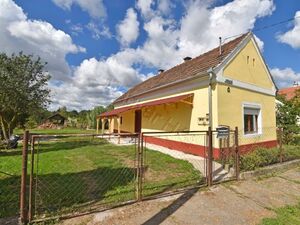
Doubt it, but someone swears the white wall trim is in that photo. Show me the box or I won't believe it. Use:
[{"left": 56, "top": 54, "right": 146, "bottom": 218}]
[
  {"left": 242, "top": 102, "right": 263, "bottom": 138},
  {"left": 217, "top": 75, "right": 276, "bottom": 96}
]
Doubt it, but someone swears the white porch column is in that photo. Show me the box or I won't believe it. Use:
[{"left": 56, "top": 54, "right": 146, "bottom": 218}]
[
  {"left": 101, "top": 118, "right": 105, "bottom": 134},
  {"left": 117, "top": 116, "right": 121, "bottom": 144},
  {"left": 96, "top": 118, "right": 100, "bottom": 134}
]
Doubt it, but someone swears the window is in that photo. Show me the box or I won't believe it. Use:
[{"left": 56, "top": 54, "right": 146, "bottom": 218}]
[{"left": 243, "top": 106, "right": 261, "bottom": 135}]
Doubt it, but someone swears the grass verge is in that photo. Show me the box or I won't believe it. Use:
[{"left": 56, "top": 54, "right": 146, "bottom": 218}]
[
  {"left": 0, "top": 136, "right": 200, "bottom": 219},
  {"left": 260, "top": 202, "right": 300, "bottom": 225}
]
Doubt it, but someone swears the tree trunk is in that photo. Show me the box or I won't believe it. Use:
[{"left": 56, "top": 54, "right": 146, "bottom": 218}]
[{"left": 0, "top": 115, "right": 11, "bottom": 142}]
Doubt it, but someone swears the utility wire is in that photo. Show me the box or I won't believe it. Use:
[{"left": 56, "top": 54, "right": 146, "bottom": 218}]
[{"left": 223, "top": 15, "right": 300, "bottom": 42}]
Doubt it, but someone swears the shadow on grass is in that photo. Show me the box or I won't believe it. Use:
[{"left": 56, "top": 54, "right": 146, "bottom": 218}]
[
  {"left": 34, "top": 166, "right": 137, "bottom": 217},
  {"left": 1, "top": 166, "right": 136, "bottom": 219},
  {"left": 0, "top": 138, "right": 108, "bottom": 157}
]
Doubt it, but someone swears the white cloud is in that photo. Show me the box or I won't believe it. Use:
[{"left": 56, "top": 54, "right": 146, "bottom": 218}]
[
  {"left": 0, "top": 0, "right": 278, "bottom": 110},
  {"left": 52, "top": 0, "right": 106, "bottom": 19},
  {"left": 86, "top": 22, "right": 112, "bottom": 40},
  {"left": 0, "top": 0, "right": 85, "bottom": 82},
  {"left": 52, "top": 0, "right": 276, "bottom": 110},
  {"left": 271, "top": 67, "right": 300, "bottom": 88},
  {"left": 277, "top": 11, "right": 300, "bottom": 49},
  {"left": 136, "top": 0, "right": 154, "bottom": 19},
  {"left": 116, "top": 8, "right": 140, "bottom": 47},
  {"left": 50, "top": 55, "right": 154, "bottom": 110},
  {"left": 254, "top": 35, "right": 264, "bottom": 52},
  {"left": 157, "top": 0, "right": 174, "bottom": 15}
]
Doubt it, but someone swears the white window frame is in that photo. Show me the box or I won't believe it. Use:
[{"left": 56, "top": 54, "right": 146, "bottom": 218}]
[{"left": 242, "top": 102, "right": 262, "bottom": 137}]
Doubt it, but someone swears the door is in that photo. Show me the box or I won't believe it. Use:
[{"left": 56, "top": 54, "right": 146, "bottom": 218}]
[{"left": 135, "top": 110, "right": 142, "bottom": 133}]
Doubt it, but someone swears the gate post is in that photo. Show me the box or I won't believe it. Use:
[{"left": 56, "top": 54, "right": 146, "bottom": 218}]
[
  {"left": 207, "top": 127, "right": 213, "bottom": 187},
  {"left": 234, "top": 127, "right": 240, "bottom": 180},
  {"left": 20, "top": 131, "right": 29, "bottom": 225}
]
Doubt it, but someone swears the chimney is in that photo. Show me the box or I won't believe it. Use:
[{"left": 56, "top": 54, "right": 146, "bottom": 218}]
[
  {"left": 158, "top": 69, "right": 164, "bottom": 74},
  {"left": 219, "top": 37, "right": 222, "bottom": 55},
  {"left": 183, "top": 56, "right": 192, "bottom": 62}
]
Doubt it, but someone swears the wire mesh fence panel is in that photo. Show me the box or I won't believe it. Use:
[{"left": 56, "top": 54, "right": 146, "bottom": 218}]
[
  {"left": 141, "top": 132, "right": 207, "bottom": 199},
  {"left": 0, "top": 148, "right": 22, "bottom": 219},
  {"left": 31, "top": 134, "right": 138, "bottom": 220}
]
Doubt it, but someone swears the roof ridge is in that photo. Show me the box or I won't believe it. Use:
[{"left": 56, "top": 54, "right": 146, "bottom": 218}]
[{"left": 114, "top": 32, "right": 249, "bottom": 105}]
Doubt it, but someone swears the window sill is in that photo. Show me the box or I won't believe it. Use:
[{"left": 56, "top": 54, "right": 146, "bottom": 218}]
[{"left": 243, "top": 132, "right": 262, "bottom": 138}]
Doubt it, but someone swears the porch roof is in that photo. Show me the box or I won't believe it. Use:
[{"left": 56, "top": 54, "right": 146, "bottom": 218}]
[{"left": 98, "top": 93, "right": 194, "bottom": 118}]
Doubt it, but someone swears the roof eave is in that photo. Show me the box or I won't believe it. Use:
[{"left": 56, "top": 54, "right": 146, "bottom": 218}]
[{"left": 114, "top": 71, "right": 210, "bottom": 106}]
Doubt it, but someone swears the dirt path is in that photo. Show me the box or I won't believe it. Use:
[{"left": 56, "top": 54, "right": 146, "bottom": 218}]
[{"left": 60, "top": 167, "right": 300, "bottom": 225}]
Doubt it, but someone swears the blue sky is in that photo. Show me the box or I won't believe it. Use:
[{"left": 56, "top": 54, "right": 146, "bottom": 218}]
[{"left": 1, "top": 0, "right": 300, "bottom": 110}]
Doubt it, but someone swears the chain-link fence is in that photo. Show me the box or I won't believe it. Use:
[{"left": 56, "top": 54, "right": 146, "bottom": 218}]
[
  {"left": 5, "top": 126, "right": 298, "bottom": 223},
  {"left": 141, "top": 131, "right": 207, "bottom": 199},
  {"left": 0, "top": 148, "right": 21, "bottom": 219},
  {"left": 30, "top": 133, "right": 139, "bottom": 221}
]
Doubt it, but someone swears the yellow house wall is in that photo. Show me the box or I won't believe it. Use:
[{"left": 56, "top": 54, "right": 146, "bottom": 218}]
[
  {"left": 223, "top": 39, "right": 274, "bottom": 89},
  {"left": 217, "top": 84, "right": 276, "bottom": 145},
  {"left": 112, "top": 87, "right": 216, "bottom": 146}
]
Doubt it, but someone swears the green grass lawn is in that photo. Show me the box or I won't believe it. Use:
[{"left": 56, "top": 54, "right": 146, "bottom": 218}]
[
  {"left": 14, "top": 127, "right": 96, "bottom": 135},
  {"left": 260, "top": 202, "right": 300, "bottom": 225},
  {"left": 0, "top": 137, "right": 201, "bottom": 219}
]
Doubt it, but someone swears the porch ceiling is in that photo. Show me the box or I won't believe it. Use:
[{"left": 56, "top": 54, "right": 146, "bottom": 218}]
[{"left": 98, "top": 93, "right": 194, "bottom": 118}]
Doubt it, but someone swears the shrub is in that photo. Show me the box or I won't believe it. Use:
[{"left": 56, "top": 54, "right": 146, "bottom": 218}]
[
  {"left": 240, "top": 145, "right": 300, "bottom": 171},
  {"left": 240, "top": 147, "right": 280, "bottom": 171}
]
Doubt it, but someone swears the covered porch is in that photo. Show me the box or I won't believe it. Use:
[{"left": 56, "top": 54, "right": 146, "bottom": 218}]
[{"left": 96, "top": 93, "right": 194, "bottom": 135}]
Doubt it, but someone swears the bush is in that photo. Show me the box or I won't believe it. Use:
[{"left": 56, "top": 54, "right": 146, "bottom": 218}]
[
  {"left": 240, "top": 147, "right": 280, "bottom": 171},
  {"left": 284, "top": 145, "right": 300, "bottom": 161},
  {"left": 240, "top": 146, "right": 300, "bottom": 171}
]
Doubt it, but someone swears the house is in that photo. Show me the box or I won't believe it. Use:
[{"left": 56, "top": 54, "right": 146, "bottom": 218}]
[
  {"left": 97, "top": 32, "right": 278, "bottom": 156},
  {"left": 38, "top": 113, "right": 67, "bottom": 129},
  {"left": 278, "top": 84, "right": 300, "bottom": 101}
]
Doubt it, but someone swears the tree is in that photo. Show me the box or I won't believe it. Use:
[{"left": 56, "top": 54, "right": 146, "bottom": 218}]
[
  {"left": 276, "top": 90, "right": 300, "bottom": 144},
  {"left": 86, "top": 106, "right": 106, "bottom": 129},
  {"left": 0, "top": 52, "right": 50, "bottom": 142}
]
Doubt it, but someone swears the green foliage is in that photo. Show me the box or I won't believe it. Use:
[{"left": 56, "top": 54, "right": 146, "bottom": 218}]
[
  {"left": 240, "top": 146, "right": 300, "bottom": 171},
  {"left": 86, "top": 106, "right": 106, "bottom": 129},
  {"left": 260, "top": 202, "right": 300, "bottom": 225},
  {"left": 0, "top": 52, "right": 50, "bottom": 142},
  {"left": 276, "top": 91, "right": 300, "bottom": 144}
]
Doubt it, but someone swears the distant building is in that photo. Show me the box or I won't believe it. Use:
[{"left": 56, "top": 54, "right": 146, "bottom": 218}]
[{"left": 278, "top": 84, "right": 300, "bottom": 101}]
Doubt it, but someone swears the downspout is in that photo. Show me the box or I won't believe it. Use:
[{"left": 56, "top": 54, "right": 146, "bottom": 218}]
[{"left": 207, "top": 68, "right": 216, "bottom": 128}]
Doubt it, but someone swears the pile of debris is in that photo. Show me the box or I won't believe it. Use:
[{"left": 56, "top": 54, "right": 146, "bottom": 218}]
[{"left": 37, "top": 122, "right": 62, "bottom": 129}]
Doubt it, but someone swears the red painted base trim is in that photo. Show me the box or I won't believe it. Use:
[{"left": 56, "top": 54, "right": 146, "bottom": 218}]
[
  {"left": 144, "top": 136, "right": 220, "bottom": 159},
  {"left": 144, "top": 136, "right": 278, "bottom": 159},
  {"left": 239, "top": 140, "right": 278, "bottom": 154}
]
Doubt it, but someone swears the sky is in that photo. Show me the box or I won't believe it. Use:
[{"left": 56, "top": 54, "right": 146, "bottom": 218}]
[{"left": 0, "top": 0, "right": 300, "bottom": 111}]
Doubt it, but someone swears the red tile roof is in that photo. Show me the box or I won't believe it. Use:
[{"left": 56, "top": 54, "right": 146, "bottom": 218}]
[
  {"left": 278, "top": 86, "right": 300, "bottom": 100},
  {"left": 114, "top": 33, "right": 249, "bottom": 105}
]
